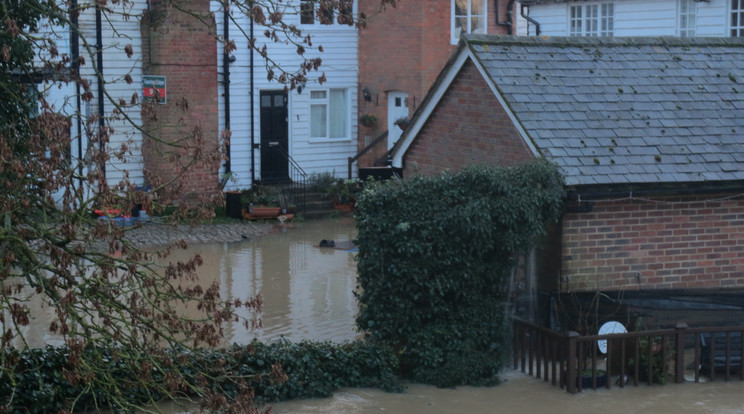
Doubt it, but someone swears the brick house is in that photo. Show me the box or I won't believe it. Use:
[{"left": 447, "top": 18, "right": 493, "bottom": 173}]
[
  {"left": 354, "top": 0, "right": 515, "bottom": 173},
  {"left": 391, "top": 34, "right": 744, "bottom": 329}
]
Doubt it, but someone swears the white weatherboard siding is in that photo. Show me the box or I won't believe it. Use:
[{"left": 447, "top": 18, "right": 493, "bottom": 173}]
[
  {"left": 37, "top": 0, "right": 146, "bottom": 196},
  {"left": 522, "top": 0, "right": 729, "bottom": 37},
  {"left": 77, "top": 0, "right": 146, "bottom": 187},
  {"left": 213, "top": 1, "right": 358, "bottom": 191}
]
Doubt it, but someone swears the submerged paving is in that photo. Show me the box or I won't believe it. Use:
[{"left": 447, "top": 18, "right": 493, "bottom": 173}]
[{"left": 122, "top": 220, "right": 278, "bottom": 248}]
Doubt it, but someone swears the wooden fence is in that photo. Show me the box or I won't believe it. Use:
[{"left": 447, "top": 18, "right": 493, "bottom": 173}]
[{"left": 513, "top": 318, "right": 744, "bottom": 393}]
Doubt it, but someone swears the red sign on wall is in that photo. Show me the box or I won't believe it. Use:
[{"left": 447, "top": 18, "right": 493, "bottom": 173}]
[{"left": 143, "top": 75, "right": 166, "bottom": 104}]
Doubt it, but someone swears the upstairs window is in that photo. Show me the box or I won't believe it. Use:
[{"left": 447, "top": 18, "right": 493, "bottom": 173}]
[
  {"left": 300, "top": 0, "right": 353, "bottom": 25},
  {"left": 310, "top": 89, "right": 348, "bottom": 139},
  {"left": 679, "top": 0, "right": 696, "bottom": 37},
  {"left": 569, "top": 3, "right": 613, "bottom": 37},
  {"left": 452, "top": 0, "right": 487, "bottom": 44},
  {"left": 733, "top": 0, "right": 744, "bottom": 37}
]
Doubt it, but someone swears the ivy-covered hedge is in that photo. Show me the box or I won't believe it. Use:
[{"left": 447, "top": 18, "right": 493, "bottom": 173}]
[
  {"left": 0, "top": 340, "right": 401, "bottom": 413},
  {"left": 355, "top": 161, "right": 564, "bottom": 387}
]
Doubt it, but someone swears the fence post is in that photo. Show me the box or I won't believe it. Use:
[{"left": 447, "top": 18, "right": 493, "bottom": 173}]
[
  {"left": 566, "top": 331, "right": 580, "bottom": 394},
  {"left": 675, "top": 322, "right": 688, "bottom": 384}
]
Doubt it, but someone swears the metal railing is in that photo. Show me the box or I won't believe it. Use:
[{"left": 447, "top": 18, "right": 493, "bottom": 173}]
[
  {"left": 348, "top": 130, "right": 388, "bottom": 179},
  {"left": 262, "top": 145, "right": 307, "bottom": 215},
  {"left": 513, "top": 318, "right": 744, "bottom": 393}
]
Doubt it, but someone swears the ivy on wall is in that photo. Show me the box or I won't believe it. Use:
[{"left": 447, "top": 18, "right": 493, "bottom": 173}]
[{"left": 355, "top": 160, "right": 565, "bottom": 387}]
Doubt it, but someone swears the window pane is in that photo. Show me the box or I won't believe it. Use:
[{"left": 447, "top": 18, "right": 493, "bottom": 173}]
[
  {"left": 300, "top": 1, "right": 314, "bottom": 24},
  {"left": 454, "top": 17, "right": 466, "bottom": 38},
  {"left": 310, "top": 90, "right": 326, "bottom": 99},
  {"left": 471, "top": 0, "right": 485, "bottom": 16},
  {"left": 320, "top": 4, "right": 334, "bottom": 24},
  {"left": 455, "top": 0, "right": 468, "bottom": 17},
  {"left": 571, "top": 6, "right": 581, "bottom": 19},
  {"left": 310, "top": 104, "right": 326, "bottom": 137},
  {"left": 329, "top": 89, "right": 346, "bottom": 138},
  {"left": 472, "top": 16, "right": 485, "bottom": 34},
  {"left": 261, "top": 95, "right": 272, "bottom": 107},
  {"left": 274, "top": 95, "right": 284, "bottom": 107}
]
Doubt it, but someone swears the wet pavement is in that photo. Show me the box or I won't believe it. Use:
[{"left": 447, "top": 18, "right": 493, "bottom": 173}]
[{"left": 122, "top": 219, "right": 278, "bottom": 248}]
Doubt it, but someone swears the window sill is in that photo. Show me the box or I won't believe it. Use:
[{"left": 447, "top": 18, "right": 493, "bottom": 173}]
[
  {"left": 309, "top": 137, "right": 353, "bottom": 144},
  {"left": 299, "top": 24, "right": 356, "bottom": 32}
]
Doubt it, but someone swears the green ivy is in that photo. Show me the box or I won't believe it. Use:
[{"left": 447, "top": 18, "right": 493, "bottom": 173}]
[
  {"left": 0, "top": 341, "right": 401, "bottom": 413},
  {"left": 355, "top": 161, "right": 564, "bottom": 387}
]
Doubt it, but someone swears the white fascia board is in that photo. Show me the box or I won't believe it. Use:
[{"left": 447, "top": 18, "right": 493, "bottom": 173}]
[
  {"left": 390, "top": 48, "right": 470, "bottom": 169},
  {"left": 391, "top": 46, "right": 540, "bottom": 169}
]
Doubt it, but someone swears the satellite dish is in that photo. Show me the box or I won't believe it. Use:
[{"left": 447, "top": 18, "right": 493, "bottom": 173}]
[{"left": 597, "top": 321, "right": 627, "bottom": 354}]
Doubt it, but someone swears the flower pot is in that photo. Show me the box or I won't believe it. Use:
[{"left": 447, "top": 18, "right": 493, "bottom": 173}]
[
  {"left": 249, "top": 206, "right": 281, "bottom": 217},
  {"left": 333, "top": 202, "right": 354, "bottom": 214}
]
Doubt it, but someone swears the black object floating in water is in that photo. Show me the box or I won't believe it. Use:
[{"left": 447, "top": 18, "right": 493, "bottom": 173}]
[{"left": 319, "top": 239, "right": 335, "bottom": 248}]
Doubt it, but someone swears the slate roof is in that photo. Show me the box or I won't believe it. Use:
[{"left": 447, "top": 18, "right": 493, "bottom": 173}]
[{"left": 464, "top": 34, "right": 744, "bottom": 187}]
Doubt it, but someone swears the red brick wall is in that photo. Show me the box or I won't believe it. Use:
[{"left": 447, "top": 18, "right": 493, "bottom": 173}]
[
  {"left": 141, "top": 0, "right": 219, "bottom": 201},
  {"left": 402, "top": 59, "right": 534, "bottom": 174},
  {"left": 562, "top": 195, "right": 744, "bottom": 292},
  {"left": 357, "top": 0, "right": 511, "bottom": 167}
]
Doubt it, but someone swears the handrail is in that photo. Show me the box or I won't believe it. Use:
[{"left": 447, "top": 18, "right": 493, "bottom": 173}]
[
  {"left": 264, "top": 144, "right": 307, "bottom": 215},
  {"left": 512, "top": 318, "right": 744, "bottom": 393},
  {"left": 271, "top": 144, "right": 308, "bottom": 178},
  {"left": 348, "top": 130, "right": 388, "bottom": 179}
]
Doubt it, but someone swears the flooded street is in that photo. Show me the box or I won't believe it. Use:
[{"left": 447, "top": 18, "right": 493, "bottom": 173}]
[
  {"left": 15, "top": 218, "right": 744, "bottom": 412},
  {"left": 168, "top": 217, "right": 361, "bottom": 344},
  {"left": 177, "top": 218, "right": 744, "bottom": 414},
  {"left": 272, "top": 370, "right": 744, "bottom": 414}
]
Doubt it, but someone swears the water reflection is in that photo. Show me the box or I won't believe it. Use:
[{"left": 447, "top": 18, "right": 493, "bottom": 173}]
[{"left": 167, "top": 217, "right": 360, "bottom": 344}]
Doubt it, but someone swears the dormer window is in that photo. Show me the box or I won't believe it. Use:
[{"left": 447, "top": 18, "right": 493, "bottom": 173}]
[
  {"left": 732, "top": 0, "right": 744, "bottom": 37},
  {"left": 569, "top": 3, "right": 614, "bottom": 37}
]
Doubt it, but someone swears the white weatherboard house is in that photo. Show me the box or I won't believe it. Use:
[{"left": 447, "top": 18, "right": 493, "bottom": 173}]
[
  {"left": 40, "top": 0, "right": 358, "bottom": 197},
  {"left": 42, "top": 0, "right": 147, "bottom": 190},
  {"left": 213, "top": 0, "right": 359, "bottom": 191},
  {"left": 518, "top": 0, "right": 741, "bottom": 38}
]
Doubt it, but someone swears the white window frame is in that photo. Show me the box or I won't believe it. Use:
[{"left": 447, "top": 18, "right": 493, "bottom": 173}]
[
  {"left": 309, "top": 88, "right": 350, "bottom": 141},
  {"left": 569, "top": 3, "right": 613, "bottom": 37},
  {"left": 451, "top": 0, "right": 488, "bottom": 44},
  {"left": 732, "top": 0, "right": 744, "bottom": 37},
  {"left": 678, "top": 0, "right": 696, "bottom": 37},
  {"left": 299, "top": 0, "right": 355, "bottom": 27}
]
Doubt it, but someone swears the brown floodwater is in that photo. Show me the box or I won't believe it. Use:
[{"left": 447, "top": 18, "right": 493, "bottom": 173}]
[
  {"left": 271, "top": 370, "right": 744, "bottom": 414},
  {"left": 15, "top": 218, "right": 744, "bottom": 412},
  {"left": 163, "top": 217, "right": 361, "bottom": 344}
]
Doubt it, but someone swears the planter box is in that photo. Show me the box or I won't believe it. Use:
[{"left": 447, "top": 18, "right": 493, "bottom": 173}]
[
  {"left": 333, "top": 203, "right": 354, "bottom": 214},
  {"left": 249, "top": 206, "right": 281, "bottom": 217}
]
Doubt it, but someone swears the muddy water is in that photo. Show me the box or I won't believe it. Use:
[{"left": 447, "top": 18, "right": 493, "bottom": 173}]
[
  {"left": 17, "top": 218, "right": 744, "bottom": 412},
  {"left": 165, "top": 217, "right": 361, "bottom": 344},
  {"left": 272, "top": 370, "right": 744, "bottom": 414}
]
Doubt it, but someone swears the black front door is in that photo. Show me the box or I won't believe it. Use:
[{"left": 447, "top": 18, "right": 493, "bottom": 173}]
[{"left": 260, "top": 90, "right": 289, "bottom": 183}]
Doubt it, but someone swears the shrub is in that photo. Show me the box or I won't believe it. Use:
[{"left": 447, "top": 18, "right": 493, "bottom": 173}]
[
  {"left": 0, "top": 341, "right": 401, "bottom": 413},
  {"left": 354, "top": 161, "right": 564, "bottom": 387}
]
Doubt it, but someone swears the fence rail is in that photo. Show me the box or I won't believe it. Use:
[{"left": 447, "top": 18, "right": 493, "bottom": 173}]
[{"left": 513, "top": 318, "right": 744, "bottom": 393}]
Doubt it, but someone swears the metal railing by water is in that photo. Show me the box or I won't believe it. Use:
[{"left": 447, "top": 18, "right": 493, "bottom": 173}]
[
  {"left": 348, "top": 130, "right": 388, "bottom": 179},
  {"left": 263, "top": 145, "right": 307, "bottom": 215},
  {"left": 513, "top": 318, "right": 744, "bottom": 393}
]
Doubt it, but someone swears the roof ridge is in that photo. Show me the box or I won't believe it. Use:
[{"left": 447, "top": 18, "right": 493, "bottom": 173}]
[{"left": 462, "top": 34, "right": 744, "bottom": 48}]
